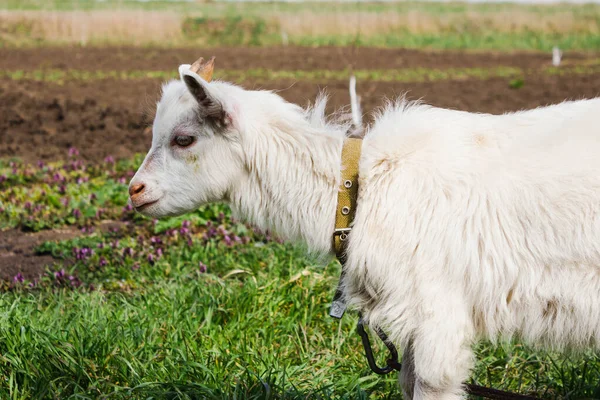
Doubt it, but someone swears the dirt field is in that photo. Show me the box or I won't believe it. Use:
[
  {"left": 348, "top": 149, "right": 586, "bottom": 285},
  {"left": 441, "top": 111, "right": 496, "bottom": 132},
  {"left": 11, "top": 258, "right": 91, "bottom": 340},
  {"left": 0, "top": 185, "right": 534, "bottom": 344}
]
[
  {"left": 2, "top": 47, "right": 599, "bottom": 164},
  {"left": 2, "top": 46, "right": 591, "bottom": 72}
]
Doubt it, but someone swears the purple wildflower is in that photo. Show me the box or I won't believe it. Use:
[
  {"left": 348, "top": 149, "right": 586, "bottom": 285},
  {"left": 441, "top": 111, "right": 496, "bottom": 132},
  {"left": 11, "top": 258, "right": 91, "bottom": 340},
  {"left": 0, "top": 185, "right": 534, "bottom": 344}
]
[
  {"left": 156, "top": 248, "right": 163, "bottom": 258},
  {"left": 147, "top": 254, "right": 154, "bottom": 264},
  {"left": 37, "top": 160, "right": 45, "bottom": 169},
  {"left": 0, "top": 174, "right": 7, "bottom": 183},
  {"left": 72, "top": 208, "right": 82, "bottom": 218},
  {"left": 123, "top": 247, "right": 134, "bottom": 257},
  {"left": 99, "top": 257, "right": 108, "bottom": 267},
  {"left": 199, "top": 262, "right": 207, "bottom": 273},
  {"left": 182, "top": 220, "right": 191, "bottom": 228},
  {"left": 13, "top": 273, "right": 24, "bottom": 284},
  {"left": 123, "top": 204, "right": 133, "bottom": 212},
  {"left": 131, "top": 263, "right": 140, "bottom": 271},
  {"left": 68, "top": 147, "right": 79, "bottom": 157},
  {"left": 73, "top": 247, "right": 93, "bottom": 260},
  {"left": 104, "top": 155, "right": 115, "bottom": 164},
  {"left": 24, "top": 201, "right": 32, "bottom": 209},
  {"left": 204, "top": 227, "right": 217, "bottom": 240},
  {"left": 68, "top": 275, "right": 81, "bottom": 288},
  {"left": 69, "top": 160, "right": 85, "bottom": 171}
]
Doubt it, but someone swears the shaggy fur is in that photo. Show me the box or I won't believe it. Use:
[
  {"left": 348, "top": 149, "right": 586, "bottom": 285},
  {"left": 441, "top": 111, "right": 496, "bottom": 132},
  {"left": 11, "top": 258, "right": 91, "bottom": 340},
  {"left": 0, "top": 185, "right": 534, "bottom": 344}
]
[{"left": 130, "top": 64, "right": 600, "bottom": 399}]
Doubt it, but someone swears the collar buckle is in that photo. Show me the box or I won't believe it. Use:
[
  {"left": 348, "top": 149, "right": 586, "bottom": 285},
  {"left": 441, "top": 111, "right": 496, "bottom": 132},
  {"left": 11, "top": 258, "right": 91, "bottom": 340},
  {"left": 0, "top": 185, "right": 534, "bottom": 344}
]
[{"left": 334, "top": 227, "right": 351, "bottom": 241}]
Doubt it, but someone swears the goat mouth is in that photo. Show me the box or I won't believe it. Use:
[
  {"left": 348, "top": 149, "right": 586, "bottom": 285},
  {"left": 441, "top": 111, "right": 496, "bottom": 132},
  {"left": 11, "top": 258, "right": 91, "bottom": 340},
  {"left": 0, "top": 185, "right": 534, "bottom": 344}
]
[{"left": 134, "top": 199, "right": 159, "bottom": 212}]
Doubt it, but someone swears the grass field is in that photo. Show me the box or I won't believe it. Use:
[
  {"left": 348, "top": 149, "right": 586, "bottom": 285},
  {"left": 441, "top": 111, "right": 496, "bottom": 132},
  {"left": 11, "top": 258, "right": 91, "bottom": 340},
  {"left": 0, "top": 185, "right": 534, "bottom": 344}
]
[
  {"left": 1, "top": 1, "right": 600, "bottom": 50},
  {"left": 2, "top": 155, "right": 600, "bottom": 399}
]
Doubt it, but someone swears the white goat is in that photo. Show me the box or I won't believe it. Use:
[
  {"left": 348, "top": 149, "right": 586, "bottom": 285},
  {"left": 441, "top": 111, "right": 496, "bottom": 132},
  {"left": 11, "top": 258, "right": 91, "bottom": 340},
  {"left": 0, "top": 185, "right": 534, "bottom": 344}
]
[{"left": 129, "top": 58, "right": 600, "bottom": 399}]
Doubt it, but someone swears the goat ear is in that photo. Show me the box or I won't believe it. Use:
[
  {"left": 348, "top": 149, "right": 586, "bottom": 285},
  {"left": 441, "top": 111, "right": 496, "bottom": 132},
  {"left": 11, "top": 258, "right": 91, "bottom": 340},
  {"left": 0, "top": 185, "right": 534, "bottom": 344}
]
[{"left": 178, "top": 65, "right": 225, "bottom": 122}]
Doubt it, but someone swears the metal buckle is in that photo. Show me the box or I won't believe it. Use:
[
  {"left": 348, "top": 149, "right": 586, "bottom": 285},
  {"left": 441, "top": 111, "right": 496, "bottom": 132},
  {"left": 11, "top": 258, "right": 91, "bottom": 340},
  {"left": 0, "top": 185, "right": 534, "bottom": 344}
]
[{"left": 334, "top": 228, "right": 351, "bottom": 241}]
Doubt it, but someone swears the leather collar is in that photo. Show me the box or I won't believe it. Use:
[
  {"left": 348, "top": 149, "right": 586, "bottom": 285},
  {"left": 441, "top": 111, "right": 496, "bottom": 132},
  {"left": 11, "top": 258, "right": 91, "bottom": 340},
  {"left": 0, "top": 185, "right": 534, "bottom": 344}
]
[{"left": 332, "top": 138, "right": 362, "bottom": 258}]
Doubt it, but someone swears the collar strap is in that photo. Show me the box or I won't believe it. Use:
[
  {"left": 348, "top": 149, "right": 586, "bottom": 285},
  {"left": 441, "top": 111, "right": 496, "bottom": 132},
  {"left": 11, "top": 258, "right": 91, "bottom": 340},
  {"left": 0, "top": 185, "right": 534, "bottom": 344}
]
[{"left": 333, "top": 138, "right": 362, "bottom": 258}]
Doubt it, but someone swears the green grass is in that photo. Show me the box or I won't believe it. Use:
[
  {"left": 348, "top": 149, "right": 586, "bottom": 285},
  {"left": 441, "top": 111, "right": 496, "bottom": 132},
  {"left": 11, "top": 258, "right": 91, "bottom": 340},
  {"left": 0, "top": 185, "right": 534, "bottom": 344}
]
[
  {"left": 2, "top": 152, "right": 600, "bottom": 398},
  {"left": 3, "top": 25, "right": 600, "bottom": 52},
  {"left": 2, "top": 62, "right": 600, "bottom": 86},
  {"left": 296, "top": 32, "right": 600, "bottom": 52}
]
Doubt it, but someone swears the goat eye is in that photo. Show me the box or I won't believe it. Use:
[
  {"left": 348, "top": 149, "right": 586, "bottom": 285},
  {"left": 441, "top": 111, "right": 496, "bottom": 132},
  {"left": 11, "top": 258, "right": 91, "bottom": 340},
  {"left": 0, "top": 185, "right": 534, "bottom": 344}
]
[{"left": 173, "top": 135, "right": 194, "bottom": 148}]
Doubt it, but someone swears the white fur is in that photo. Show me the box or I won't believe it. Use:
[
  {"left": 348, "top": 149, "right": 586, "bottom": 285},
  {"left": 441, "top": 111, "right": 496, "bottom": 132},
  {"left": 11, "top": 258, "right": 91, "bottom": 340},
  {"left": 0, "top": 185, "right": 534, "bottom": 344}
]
[{"left": 130, "top": 65, "right": 600, "bottom": 399}]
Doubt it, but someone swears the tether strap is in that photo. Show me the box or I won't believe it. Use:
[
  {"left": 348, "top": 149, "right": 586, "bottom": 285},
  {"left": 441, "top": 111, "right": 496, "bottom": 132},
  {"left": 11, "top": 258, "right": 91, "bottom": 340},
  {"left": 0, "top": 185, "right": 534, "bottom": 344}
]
[
  {"left": 330, "top": 138, "right": 362, "bottom": 319},
  {"left": 358, "top": 318, "right": 540, "bottom": 400}
]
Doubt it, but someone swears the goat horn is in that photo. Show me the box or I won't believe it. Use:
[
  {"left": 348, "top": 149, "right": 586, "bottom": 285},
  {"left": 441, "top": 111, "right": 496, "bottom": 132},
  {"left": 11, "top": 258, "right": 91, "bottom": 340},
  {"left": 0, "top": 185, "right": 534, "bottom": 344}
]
[{"left": 189, "top": 56, "right": 215, "bottom": 82}]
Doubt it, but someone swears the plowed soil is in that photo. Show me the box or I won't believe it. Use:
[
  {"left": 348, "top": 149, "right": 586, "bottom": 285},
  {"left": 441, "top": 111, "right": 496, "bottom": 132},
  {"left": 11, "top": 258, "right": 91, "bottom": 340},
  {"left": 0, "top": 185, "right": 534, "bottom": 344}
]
[
  {"left": 2, "top": 46, "right": 598, "bottom": 162},
  {"left": 1, "top": 46, "right": 592, "bottom": 72},
  {"left": 2, "top": 70, "right": 599, "bottom": 163}
]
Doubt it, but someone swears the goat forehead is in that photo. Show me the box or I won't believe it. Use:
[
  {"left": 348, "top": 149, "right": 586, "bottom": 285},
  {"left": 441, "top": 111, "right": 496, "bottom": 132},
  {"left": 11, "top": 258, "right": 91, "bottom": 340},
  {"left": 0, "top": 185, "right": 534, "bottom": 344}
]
[
  {"left": 157, "top": 81, "right": 194, "bottom": 118},
  {"left": 154, "top": 93, "right": 197, "bottom": 138}
]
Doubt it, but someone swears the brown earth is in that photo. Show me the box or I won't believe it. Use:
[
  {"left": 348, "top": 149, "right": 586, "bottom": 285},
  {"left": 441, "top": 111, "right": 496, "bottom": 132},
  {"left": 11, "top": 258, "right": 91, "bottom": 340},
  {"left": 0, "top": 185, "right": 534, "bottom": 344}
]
[
  {"left": 0, "top": 221, "right": 127, "bottom": 282},
  {"left": 1, "top": 71, "right": 599, "bottom": 163},
  {"left": 1, "top": 46, "right": 599, "bottom": 281},
  {"left": 0, "top": 227, "right": 80, "bottom": 282},
  {"left": 1, "top": 46, "right": 595, "bottom": 72},
  {"left": 1, "top": 46, "right": 598, "bottom": 163}
]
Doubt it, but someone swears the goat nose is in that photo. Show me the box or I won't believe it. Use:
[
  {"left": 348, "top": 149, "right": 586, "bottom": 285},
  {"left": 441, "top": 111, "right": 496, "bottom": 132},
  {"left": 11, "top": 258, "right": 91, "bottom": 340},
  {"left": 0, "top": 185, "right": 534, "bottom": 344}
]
[{"left": 129, "top": 183, "right": 146, "bottom": 197}]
